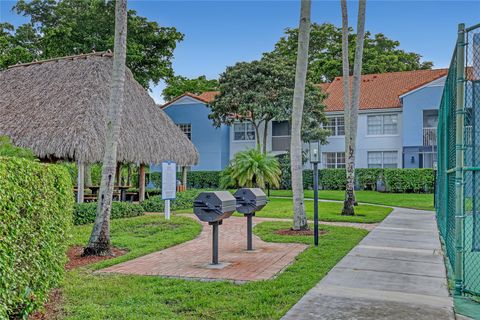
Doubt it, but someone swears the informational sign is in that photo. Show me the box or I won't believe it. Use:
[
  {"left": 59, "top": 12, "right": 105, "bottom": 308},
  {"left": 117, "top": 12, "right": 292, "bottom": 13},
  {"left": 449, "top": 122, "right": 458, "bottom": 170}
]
[{"left": 162, "top": 161, "right": 177, "bottom": 200}]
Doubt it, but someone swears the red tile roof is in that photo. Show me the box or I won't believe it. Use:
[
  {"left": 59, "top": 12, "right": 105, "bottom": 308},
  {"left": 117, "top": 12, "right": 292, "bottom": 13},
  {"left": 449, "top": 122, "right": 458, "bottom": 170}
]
[
  {"left": 322, "top": 69, "right": 447, "bottom": 112},
  {"left": 163, "top": 69, "right": 448, "bottom": 112},
  {"left": 161, "top": 92, "right": 211, "bottom": 109}
]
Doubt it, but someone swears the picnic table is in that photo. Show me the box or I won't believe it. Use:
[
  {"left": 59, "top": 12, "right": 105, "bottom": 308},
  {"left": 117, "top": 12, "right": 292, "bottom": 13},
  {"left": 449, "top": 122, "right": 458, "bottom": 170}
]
[{"left": 74, "top": 185, "right": 135, "bottom": 202}]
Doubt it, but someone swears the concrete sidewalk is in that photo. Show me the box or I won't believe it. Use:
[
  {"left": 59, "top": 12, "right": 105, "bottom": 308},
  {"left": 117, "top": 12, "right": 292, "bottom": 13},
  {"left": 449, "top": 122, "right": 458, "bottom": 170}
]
[{"left": 282, "top": 207, "right": 454, "bottom": 320}]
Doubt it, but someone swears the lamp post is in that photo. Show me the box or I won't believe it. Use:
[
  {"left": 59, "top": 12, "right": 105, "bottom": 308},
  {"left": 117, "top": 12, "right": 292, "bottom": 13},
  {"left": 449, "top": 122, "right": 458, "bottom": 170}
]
[{"left": 309, "top": 140, "right": 320, "bottom": 246}]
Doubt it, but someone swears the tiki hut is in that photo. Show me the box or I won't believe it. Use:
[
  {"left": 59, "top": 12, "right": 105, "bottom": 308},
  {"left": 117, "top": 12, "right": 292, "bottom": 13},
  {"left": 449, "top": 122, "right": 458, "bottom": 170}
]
[{"left": 0, "top": 51, "right": 199, "bottom": 201}]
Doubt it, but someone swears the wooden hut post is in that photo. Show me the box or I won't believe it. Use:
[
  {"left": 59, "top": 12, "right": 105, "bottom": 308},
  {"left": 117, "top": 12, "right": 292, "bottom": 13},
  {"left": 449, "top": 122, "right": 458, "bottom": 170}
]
[
  {"left": 77, "top": 161, "right": 85, "bottom": 203},
  {"left": 182, "top": 166, "right": 188, "bottom": 190},
  {"left": 139, "top": 164, "right": 146, "bottom": 202},
  {"left": 115, "top": 162, "right": 121, "bottom": 186}
]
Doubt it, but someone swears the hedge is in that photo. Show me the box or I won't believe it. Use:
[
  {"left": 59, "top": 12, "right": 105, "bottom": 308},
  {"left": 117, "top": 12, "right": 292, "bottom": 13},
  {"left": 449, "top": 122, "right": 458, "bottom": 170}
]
[
  {"left": 73, "top": 202, "right": 144, "bottom": 225},
  {"left": 149, "top": 171, "right": 220, "bottom": 189},
  {"left": 141, "top": 189, "right": 203, "bottom": 212},
  {"left": 147, "top": 168, "right": 434, "bottom": 193},
  {"left": 0, "top": 157, "right": 74, "bottom": 319},
  {"left": 300, "top": 168, "right": 434, "bottom": 193}
]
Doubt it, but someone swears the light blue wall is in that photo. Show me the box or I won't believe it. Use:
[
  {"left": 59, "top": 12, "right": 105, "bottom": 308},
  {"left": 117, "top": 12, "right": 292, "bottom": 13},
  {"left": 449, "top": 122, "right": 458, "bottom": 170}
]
[
  {"left": 155, "top": 101, "right": 229, "bottom": 171},
  {"left": 402, "top": 78, "right": 445, "bottom": 147}
]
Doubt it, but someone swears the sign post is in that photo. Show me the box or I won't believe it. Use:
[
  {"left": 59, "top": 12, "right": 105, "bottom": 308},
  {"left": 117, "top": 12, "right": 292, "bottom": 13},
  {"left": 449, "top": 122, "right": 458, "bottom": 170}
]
[{"left": 162, "top": 161, "right": 177, "bottom": 220}]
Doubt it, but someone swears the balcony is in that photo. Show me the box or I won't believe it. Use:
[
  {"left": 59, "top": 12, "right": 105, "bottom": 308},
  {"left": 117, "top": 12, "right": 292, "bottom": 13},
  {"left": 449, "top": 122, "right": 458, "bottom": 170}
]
[
  {"left": 423, "top": 127, "right": 437, "bottom": 146},
  {"left": 272, "top": 135, "right": 290, "bottom": 152}
]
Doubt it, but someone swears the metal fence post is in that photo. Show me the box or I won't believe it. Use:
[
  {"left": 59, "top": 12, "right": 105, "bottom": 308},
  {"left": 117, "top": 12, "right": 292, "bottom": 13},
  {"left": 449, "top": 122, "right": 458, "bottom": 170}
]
[{"left": 454, "top": 22, "right": 466, "bottom": 296}]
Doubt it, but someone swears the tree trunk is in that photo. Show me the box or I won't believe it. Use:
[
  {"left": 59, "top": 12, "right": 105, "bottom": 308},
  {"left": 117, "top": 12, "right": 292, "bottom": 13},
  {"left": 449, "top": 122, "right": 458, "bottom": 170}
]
[
  {"left": 84, "top": 164, "right": 93, "bottom": 187},
  {"left": 84, "top": 0, "right": 128, "bottom": 256},
  {"left": 291, "top": 0, "right": 311, "bottom": 230},
  {"left": 253, "top": 122, "right": 261, "bottom": 151},
  {"left": 262, "top": 119, "right": 269, "bottom": 154},
  {"left": 342, "top": 0, "right": 366, "bottom": 216},
  {"left": 341, "top": 0, "right": 355, "bottom": 215}
]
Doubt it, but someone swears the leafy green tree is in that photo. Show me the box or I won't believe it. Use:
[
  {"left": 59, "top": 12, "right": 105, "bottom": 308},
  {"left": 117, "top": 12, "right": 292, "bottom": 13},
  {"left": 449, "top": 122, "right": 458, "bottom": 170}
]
[
  {"left": 209, "top": 59, "right": 328, "bottom": 154},
  {"left": 1, "top": 0, "right": 183, "bottom": 89},
  {"left": 264, "top": 23, "right": 433, "bottom": 83},
  {"left": 163, "top": 75, "right": 218, "bottom": 101},
  {"left": 220, "top": 149, "right": 281, "bottom": 189}
]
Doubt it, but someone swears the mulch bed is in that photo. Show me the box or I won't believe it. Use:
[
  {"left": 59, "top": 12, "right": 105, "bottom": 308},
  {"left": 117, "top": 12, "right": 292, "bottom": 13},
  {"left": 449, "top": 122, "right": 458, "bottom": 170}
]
[
  {"left": 29, "top": 246, "right": 127, "bottom": 319},
  {"left": 275, "top": 229, "right": 329, "bottom": 236},
  {"left": 29, "top": 289, "right": 63, "bottom": 320},
  {"left": 65, "top": 246, "right": 127, "bottom": 270}
]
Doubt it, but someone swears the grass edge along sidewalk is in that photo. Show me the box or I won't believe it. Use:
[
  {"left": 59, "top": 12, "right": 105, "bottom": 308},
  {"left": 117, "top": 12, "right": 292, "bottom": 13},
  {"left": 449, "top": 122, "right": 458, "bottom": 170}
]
[
  {"left": 269, "top": 190, "right": 434, "bottom": 211},
  {"left": 59, "top": 216, "right": 367, "bottom": 319}
]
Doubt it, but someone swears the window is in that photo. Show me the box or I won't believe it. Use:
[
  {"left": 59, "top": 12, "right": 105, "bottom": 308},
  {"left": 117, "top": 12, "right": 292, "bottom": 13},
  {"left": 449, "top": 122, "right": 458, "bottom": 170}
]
[
  {"left": 272, "top": 120, "right": 291, "bottom": 136},
  {"left": 177, "top": 123, "right": 191, "bottom": 140},
  {"left": 368, "top": 151, "right": 398, "bottom": 168},
  {"left": 234, "top": 123, "right": 255, "bottom": 141},
  {"left": 325, "top": 116, "right": 345, "bottom": 136},
  {"left": 323, "top": 152, "right": 345, "bottom": 168},
  {"left": 367, "top": 114, "right": 398, "bottom": 135}
]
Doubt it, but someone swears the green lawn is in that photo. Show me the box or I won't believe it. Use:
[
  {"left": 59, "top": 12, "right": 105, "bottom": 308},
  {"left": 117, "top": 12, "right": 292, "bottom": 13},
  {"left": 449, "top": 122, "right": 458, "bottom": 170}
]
[
  {"left": 60, "top": 216, "right": 367, "bottom": 319},
  {"left": 251, "top": 197, "right": 392, "bottom": 223},
  {"left": 269, "top": 189, "right": 434, "bottom": 211}
]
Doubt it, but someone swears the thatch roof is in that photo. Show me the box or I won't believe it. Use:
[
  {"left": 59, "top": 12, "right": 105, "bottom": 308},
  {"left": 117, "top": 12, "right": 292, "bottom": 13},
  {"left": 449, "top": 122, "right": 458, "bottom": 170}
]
[{"left": 0, "top": 52, "right": 198, "bottom": 165}]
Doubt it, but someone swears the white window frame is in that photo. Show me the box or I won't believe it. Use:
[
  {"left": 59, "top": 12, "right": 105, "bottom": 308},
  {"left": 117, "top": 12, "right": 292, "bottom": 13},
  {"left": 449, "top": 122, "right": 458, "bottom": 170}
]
[
  {"left": 367, "top": 113, "right": 398, "bottom": 136},
  {"left": 177, "top": 123, "right": 191, "bottom": 140},
  {"left": 322, "top": 152, "right": 346, "bottom": 169},
  {"left": 325, "top": 116, "right": 345, "bottom": 136},
  {"left": 233, "top": 122, "right": 256, "bottom": 141},
  {"left": 367, "top": 151, "right": 398, "bottom": 168}
]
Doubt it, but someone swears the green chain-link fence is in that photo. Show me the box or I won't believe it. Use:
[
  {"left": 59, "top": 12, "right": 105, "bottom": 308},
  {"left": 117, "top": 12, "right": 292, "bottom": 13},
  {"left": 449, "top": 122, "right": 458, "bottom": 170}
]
[{"left": 436, "top": 22, "right": 480, "bottom": 300}]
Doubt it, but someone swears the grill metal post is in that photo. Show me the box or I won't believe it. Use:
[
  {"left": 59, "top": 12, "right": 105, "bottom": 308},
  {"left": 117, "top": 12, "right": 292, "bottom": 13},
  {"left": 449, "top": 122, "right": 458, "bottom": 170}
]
[
  {"left": 246, "top": 215, "right": 253, "bottom": 250},
  {"left": 211, "top": 221, "right": 219, "bottom": 265}
]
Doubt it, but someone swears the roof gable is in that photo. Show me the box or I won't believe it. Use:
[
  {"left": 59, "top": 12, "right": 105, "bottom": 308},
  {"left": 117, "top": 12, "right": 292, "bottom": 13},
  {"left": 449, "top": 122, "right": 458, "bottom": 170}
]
[
  {"left": 322, "top": 69, "right": 448, "bottom": 112},
  {"left": 162, "top": 69, "right": 448, "bottom": 113}
]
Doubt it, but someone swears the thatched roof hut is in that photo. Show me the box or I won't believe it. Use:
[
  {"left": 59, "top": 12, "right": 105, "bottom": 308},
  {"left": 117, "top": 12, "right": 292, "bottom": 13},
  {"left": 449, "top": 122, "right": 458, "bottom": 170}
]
[{"left": 0, "top": 52, "right": 198, "bottom": 166}]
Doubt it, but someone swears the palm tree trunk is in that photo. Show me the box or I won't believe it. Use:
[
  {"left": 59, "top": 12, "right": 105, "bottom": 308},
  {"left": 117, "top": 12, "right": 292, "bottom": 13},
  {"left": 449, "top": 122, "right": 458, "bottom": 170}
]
[
  {"left": 291, "top": 0, "right": 311, "bottom": 230},
  {"left": 84, "top": 0, "right": 128, "bottom": 256},
  {"left": 342, "top": 0, "right": 366, "bottom": 216},
  {"left": 341, "top": 0, "right": 355, "bottom": 215}
]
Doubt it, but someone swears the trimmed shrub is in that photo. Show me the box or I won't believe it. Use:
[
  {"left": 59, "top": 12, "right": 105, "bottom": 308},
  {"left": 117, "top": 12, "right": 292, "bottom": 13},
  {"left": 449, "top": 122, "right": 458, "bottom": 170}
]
[
  {"left": 0, "top": 157, "right": 74, "bottom": 319},
  {"left": 141, "top": 189, "right": 203, "bottom": 212},
  {"left": 150, "top": 171, "right": 221, "bottom": 189},
  {"left": 73, "top": 202, "right": 144, "bottom": 225},
  {"left": 284, "top": 168, "right": 434, "bottom": 193},
  {"left": 383, "top": 168, "right": 434, "bottom": 193}
]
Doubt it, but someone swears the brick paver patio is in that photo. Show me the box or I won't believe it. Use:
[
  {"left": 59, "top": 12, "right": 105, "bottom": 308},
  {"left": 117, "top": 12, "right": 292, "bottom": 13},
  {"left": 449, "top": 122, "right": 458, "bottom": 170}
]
[{"left": 100, "top": 216, "right": 308, "bottom": 282}]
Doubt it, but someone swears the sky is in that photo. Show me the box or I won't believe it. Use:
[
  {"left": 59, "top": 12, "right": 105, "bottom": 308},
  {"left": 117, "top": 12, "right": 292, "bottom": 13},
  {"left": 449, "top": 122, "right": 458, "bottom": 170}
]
[{"left": 1, "top": 0, "right": 480, "bottom": 103}]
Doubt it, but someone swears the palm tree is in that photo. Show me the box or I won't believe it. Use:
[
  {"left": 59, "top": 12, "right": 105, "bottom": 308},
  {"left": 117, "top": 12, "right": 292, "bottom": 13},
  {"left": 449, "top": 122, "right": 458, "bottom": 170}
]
[
  {"left": 84, "top": 0, "right": 128, "bottom": 255},
  {"left": 220, "top": 149, "right": 281, "bottom": 189},
  {"left": 342, "top": 0, "right": 367, "bottom": 215},
  {"left": 291, "top": 0, "right": 311, "bottom": 230}
]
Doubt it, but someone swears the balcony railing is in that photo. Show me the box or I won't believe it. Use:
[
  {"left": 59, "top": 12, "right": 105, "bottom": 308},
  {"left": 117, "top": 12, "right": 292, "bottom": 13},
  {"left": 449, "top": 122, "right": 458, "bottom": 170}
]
[
  {"left": 272, "top": 135, "right": 290, "bottom": 152},
  {"left": 423, "top": 127, "right": 437, "bottom": 146}
]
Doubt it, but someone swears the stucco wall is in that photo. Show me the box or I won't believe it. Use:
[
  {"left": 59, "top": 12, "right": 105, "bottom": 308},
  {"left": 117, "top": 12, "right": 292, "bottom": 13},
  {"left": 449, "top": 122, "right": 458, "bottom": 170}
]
[
  {"left": 319, "top": 109, "right": 403, "bottom": 168},
  {"left": 161, "top": 101, "right": 229, "bottom": 171},
  {"left": 402, "top": 77, "right": 445, "bottom": 147}
]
